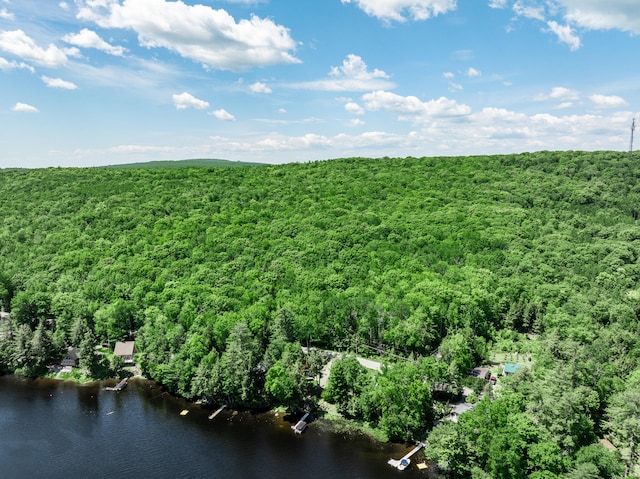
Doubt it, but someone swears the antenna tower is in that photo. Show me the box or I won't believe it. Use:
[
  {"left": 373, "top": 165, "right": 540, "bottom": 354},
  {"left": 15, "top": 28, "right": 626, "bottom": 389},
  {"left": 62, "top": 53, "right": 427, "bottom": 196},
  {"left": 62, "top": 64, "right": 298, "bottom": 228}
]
[{"left": 631, "top": 118, "right": 636, "bottom": 159}]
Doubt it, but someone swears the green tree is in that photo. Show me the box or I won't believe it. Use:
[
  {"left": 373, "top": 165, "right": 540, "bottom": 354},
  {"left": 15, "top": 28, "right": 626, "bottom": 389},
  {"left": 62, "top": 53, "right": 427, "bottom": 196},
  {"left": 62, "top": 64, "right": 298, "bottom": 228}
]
[
  {"left": 219, "top": 322, "right": 261, "bottom": 407},
  {"left": 322, "top": 355, "right": 371, "bottom": 418},
  {"left": 605, "top": 387, "right": 640, "bottom": 477}
]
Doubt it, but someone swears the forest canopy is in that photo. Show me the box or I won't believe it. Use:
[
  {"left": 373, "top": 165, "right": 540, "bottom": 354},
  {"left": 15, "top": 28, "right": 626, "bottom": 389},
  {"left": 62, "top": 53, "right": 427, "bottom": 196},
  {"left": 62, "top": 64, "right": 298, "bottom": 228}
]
[{"left": 1, "top": 151, "right": 640, "bottom": 477}]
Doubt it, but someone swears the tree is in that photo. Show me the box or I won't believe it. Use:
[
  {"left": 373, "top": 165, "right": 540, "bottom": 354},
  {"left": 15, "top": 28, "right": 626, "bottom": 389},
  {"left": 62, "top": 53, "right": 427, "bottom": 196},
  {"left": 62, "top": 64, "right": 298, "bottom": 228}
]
[
  {"left": 219, "top": 322, "right": 262, "bottom": 407},
  {"left": 605, "top": 387, "right": 640, "bottom": 476},
  {"left": 365, "top": 360, "right": 433, "bottom": 441},
  {"left": 322, "top": 355, "right": 370, "bottom": 418}
]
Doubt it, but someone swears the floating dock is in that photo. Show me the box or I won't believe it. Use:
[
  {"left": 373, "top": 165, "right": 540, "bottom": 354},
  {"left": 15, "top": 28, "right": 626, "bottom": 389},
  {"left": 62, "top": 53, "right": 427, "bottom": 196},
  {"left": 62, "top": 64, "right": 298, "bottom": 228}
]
[
  {"left": 291, "top": 412, "right": 310, "bottom": 434},
  {"left": 105, "top": 378, "right": 128, "bottom": 391},
  {"left": 208, "top": 405, "right": 227, "bottom": 420},
  {"left": 388, "top": 442, "right": 425, "bottom": 471}
]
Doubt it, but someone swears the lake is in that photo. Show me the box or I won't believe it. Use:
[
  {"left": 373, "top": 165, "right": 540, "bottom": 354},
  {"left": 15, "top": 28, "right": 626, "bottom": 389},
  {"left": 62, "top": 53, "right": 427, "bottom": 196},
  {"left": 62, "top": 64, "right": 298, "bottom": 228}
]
[{"left": 0, "top": 375, "right": 434, "bottom": 478}]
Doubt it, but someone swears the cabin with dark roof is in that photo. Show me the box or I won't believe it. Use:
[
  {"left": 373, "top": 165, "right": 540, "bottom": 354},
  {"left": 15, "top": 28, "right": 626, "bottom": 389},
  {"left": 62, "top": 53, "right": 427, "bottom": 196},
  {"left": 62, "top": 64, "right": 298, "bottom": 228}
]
[{"left": 61, "top": 347, "right": 79, "bottom": 367}]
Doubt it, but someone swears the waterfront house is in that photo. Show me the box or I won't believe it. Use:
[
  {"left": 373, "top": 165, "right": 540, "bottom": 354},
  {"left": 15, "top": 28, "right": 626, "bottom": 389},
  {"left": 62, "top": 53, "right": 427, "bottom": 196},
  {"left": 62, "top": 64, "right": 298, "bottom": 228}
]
[
  {"left": 113, "top": 341, "right": 135, "bottom": 364},
  {"left": 61, "top": 347, "right": 79, "bottom": 367}
]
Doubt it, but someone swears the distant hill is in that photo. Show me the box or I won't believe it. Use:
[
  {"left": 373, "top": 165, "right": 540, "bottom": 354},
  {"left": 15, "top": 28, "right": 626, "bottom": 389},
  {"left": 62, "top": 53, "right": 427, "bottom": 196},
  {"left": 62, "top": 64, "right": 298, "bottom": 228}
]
[{"left": 103, "top": 158, "right": 264, "bottom": 169}]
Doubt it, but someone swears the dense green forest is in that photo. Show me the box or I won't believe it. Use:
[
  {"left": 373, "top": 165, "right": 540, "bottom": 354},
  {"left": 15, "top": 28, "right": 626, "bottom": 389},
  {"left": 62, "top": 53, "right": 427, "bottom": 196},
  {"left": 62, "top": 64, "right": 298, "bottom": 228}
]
[{"left": 1, "top": 151, "right": 640, "bottom": 478}]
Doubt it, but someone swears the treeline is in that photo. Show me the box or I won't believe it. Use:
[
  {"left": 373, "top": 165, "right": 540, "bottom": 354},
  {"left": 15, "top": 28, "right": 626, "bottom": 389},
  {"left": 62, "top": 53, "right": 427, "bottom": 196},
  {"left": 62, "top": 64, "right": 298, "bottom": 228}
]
[{"left": 1, "top": 151, "right": 640, "bottom": 476}]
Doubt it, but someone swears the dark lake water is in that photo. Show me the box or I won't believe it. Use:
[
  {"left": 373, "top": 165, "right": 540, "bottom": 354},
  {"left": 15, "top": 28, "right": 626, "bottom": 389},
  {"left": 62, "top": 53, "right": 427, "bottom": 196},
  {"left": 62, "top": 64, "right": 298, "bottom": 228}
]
[{"left": 0, "top": 375, "right": 432, "bottom": 478}]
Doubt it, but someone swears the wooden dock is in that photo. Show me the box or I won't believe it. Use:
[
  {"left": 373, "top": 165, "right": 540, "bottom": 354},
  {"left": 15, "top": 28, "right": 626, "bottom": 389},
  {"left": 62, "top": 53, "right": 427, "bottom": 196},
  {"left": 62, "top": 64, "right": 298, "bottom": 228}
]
[
  {"left": 388, "top": 442, "right": 425, "bottom": 471},
  {"left": 208, "top": 405, "right": 227, "bottom": 420},
  {"left": 291, "top": 412, "right": 310, "bottom": 434},
  {"left": 105, "top": 378, "right": 128, "bottom": 391}
]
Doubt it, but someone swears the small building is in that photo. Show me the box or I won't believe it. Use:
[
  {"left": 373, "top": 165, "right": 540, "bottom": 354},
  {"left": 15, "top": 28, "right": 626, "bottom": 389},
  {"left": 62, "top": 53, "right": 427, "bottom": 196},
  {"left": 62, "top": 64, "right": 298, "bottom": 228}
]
[
  {"left": 469, "top": 367, "right": 491, "bottom": 380},
  {"left": 61, "top": 347, "right": 79, "bottom": 367},
  {"left": 502, "top": 363, "right": 523, "bottom": 376},
  {"left": 113, "top": 341, "right": 135, "bottom": 365}
]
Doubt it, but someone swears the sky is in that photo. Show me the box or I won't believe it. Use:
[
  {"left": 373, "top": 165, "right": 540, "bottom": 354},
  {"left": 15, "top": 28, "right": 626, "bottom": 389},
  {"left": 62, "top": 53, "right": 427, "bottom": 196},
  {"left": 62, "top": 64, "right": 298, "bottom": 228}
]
[{"left": 1, "top": 0, "right": 639, "bottom": 167}]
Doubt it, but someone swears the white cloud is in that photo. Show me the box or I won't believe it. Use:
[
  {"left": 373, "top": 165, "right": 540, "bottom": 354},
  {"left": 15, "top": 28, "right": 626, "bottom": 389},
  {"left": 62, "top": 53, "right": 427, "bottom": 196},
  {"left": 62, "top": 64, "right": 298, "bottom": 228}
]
[
  {"left": 349, "top": 118, "right": 366, "bottom": 126},
  {"left": 513, "top": 1, "right": 545, "bottom": 21},
  {"left": 448, "top": 82, "right": 463, "bottom": 92},
  {"left": 0, "top": 29, "right": 76, "bottom": 67},
  {"left": 255, "top": 133, "right": 332, "bottom": 150},
  {"left": 362, "top": 90, "right": 472, "bottom": 120},
  {"left": 442, "top": 71, "right": 454, "bottom": 79},
  {"left": 341, "top": 0, "right": 456, "bottom": 22},
  {"left": 0, "top": 7, "right": 14, "bottom": 20},
  {"left": 249, "top": 81, "right": 272, "bottom": 94},
  {"left": 534, "top": 86, "right": 580, "bottom": 102},
  {"left": 203, "top": 108, "right": 634, "bottom": 162},
  {"left": 546, "top": 21, "right": 581, "bottom": 51},
  {"left": 42, "top": 75, "right": 78, "bottom": 90},
  {"left": 77, "top": 0, "right": 300, "bottom": 71},
  {"left": 0, "top": 56, "right": 35, "bottom": 72},
  {"left": 211, "top": 109, "right": 236, "bottom": 121},
  {"left": 291, "top": 54, "right": 394, "bottom": 91},
  {"left": 466, "top": 67, "right": 481, "bottom": 77},
  {"left": 559, "top": 0, "right": 640, "bottom": 34},
  {"left": 63, "top": 29, "right": 126, "bottom": 56},
  {"left": 489, "top": 0, "right": 508, "bottom": 8},
  {"left": 172, "top": 92, "right": 210, "bottom": 110},
  {"left": 554, "top": 102, "right": 574, "bottom": 110},
  {"left": 12, "top": 102, "right": 39, "bottom": 112},
  {"left": 59, "top": 2, "right": 69, "bottom": 10},
  {"left": 589, "top": 94, "right": 628, "bottom": 109},
  {"left": 345, "top": 102, "right": 365, "bottom": 115}
]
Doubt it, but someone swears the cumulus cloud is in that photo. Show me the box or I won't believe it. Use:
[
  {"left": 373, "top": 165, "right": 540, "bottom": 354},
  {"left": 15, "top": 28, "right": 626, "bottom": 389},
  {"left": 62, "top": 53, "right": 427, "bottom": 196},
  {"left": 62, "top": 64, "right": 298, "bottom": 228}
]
[
  {"left": 0, "top": 56, "right": 35, "bottom": 72},
  {"left": 249, "top": 81, "right": 272, "bottom": 94},
  {"left": 349, "top": 118, "right": 366, "bottom": 126},
  {"left": 12, "top": 102, "right": 39, "bottom": 112},
  {"left": 76, "top": 0, "right": 299, "bottom": 71},
  {"left": 534, "top": 86, "right": 580, "bottom": 102},
  {"left": 59, "top": 2, "right": 70, "bottom": 10},
  {"left": 345, "top": 102, "right": 365, "bottom": 115},
  {"left": 466, "top": 67, "right": 481, "bottom": 77},
  {"left": 362, "top": 90, "right": 472, "bottom": 120},
  {"left": 172, "top": 92, "right": 210, "bottom": 110},
  {"left": 291, "top": 54, "right": 394, "bottom": 91},
  {"left": 0, "top": 7, "right": 14, "bottom": 20},
  {"left": 211, "top": 109, "right": 236, "bottom": 121},
  {"left": 547, "top": 20, "right": 581, "bottom": 50},
  {"left": 513, "top": 1, "right": 545, "bottom": 21},
  {"left": 341, "top": 0, "right": 456, "bottom": 22},
  {"left": 42, "top": 75, "right": 78, "bottom": 89},
  {"left": 0, "top": 29, "right": 77, "bottom": 67},
  {"left": 589, "top": 94, "right": 628, "bottom": 109},
  {"left": 63, "top": 28, "right": 126, "bottom": 56},
  {"left": 559, "top": 0, "right": 640, "bottom": 34}
]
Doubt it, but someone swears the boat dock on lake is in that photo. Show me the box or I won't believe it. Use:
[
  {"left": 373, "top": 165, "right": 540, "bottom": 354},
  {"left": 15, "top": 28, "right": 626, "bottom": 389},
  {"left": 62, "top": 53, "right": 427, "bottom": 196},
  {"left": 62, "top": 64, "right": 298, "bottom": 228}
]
[
  {"left": 208, "top": 405, "right": 227, "bottom": 420},
  {"left": 105, "top": 378, "right": 128, "bottom": 391},
  {"left": 388, "top": 441, "right": 425, "bottom": 471},
  {"left": 291, "top": 412, "right": 310, "bottom": 434}
]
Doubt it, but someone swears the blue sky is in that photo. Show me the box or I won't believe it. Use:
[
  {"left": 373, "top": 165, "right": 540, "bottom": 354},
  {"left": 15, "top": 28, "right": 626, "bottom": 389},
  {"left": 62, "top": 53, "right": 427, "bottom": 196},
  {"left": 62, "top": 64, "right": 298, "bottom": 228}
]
[{"left": 1, "top": 0, "right": 639, "bottom": 167}]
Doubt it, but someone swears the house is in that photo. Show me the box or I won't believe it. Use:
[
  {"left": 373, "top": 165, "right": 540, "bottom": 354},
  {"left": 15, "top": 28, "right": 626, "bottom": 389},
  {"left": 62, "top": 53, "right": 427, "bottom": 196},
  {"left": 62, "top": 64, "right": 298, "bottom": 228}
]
[
  {"left": 61, "top": 347, "right": 79, "bottom": 367},
  {"left": 502, "top": 363, "right": 523, "bottom": 376},
  {"left": 113, "top": 341, "right": 135, "bottom": 365},
  {"left": 469, "top": 367, "right": 491, "bottom": 380}
]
